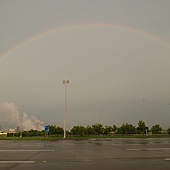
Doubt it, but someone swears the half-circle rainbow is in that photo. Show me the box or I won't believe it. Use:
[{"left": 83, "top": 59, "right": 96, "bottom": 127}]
[{"left": 1, "top": 23, "right": 170, "bottom": 63}]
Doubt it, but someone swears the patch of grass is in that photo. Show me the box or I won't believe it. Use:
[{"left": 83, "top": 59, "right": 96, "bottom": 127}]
[
  {"left": 0, "top": 136, "right": 61, "bottom": 141},
  {"left": 0, "top": 134, "right": 170, "bottom": 141}
]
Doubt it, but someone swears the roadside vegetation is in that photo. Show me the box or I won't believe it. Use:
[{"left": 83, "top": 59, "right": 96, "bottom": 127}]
[{"left": 1, "top": 120, "right": 170, "bottom": 140}]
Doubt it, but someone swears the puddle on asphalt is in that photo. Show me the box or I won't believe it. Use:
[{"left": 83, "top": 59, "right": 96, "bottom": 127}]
[
  {"left": 87, "top": 138, "right": 170, "bottom": 145},
  {"left": 113, "top": 138, "right": 170, "bottom": 145}
]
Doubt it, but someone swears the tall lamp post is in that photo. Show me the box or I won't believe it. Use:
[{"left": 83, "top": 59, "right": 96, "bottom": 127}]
[
  {"left": 63, "top": 80, "right": 69, "bottom": 139},
  {"left": 143, "top": 99, "right": 147, "bottom": 135},
  {"left": 20, "top": 104, "right": 26, "bottom": 137}
]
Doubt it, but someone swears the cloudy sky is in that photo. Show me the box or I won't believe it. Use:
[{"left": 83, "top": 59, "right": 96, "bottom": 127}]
[{"left": 0, "top": 0, "right": 170, "bottom": 130}]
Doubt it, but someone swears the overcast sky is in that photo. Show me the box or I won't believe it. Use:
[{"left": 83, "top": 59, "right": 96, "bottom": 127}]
[{"left": 0, "top": 0, "right": 170, "bottom": 130}]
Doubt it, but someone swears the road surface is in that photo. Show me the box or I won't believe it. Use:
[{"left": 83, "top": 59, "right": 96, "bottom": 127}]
[{"left": 0, "top": 138, "right": 170, "bottom": 170}]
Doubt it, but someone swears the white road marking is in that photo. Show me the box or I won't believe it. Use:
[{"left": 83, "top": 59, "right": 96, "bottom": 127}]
[
  {"left": 127, "top": 148, "right": 170, "bottom": 151},
  {"left": 0, "top": 150, "right": 54, "bottom": 152},
  {"left": 147, "top": 148, "right": 170, "bottom": 150},
  {"left": 0, "top": 161, "right": 35, "bottom": 164},
  {"left": 165, "top": 158, "right": 170, "bottom": 161},
  {"left": 125, "top": 144, "right": 143, "bottom": 145},
  {"left": 22, "top": 145, "right": 44, "bottom": 146},
  {"left": 127, "top": 149, "right": 141, "bottom": 151}
]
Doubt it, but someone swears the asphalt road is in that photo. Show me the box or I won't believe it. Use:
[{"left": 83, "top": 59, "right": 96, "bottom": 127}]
[{"left": 0, "top": 138, "right": 170, "bottom": 170}]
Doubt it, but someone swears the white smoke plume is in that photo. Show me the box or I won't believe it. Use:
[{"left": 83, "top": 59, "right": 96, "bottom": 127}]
[{"left": 0, "top": 102, "right": 44, "bottom": 131}]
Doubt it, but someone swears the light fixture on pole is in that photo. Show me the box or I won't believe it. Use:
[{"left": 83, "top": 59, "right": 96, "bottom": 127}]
[{"left": 63, "top": 80, "right": 69, "bottom": 139}]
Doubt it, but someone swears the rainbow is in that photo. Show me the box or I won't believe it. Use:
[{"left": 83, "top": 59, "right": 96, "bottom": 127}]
[{"left": 1, "top": 23, "right": 170, "bottom": 63}]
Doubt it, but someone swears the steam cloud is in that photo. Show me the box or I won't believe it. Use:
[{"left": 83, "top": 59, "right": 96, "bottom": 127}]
[{"left": 0, "top": 102, "right": 44, "bottom": 131}]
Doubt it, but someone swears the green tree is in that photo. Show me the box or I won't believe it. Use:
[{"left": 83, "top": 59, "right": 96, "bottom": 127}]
[
  {"left": 104, "top": 125, "right": 113, "bottom": 135},
  {"left": 167, "top": 127, "right": 170, "bottom": 135},
  {"left": 103, "top": 125, "right": 117, "bottom": 135},
  {"left": 71, "top": 126, "right": 85, "bottom": 136},
  {"left": 48, "top": 125, "right": 63, "bottom": 135},
  {"left": 112, "top": 125, "right": 117, "bottom": 133},
  {"left": 151, "top": 124, "right": 162, "bottom": 134},
  {"left": 117, "top": 123, "right": 136, "bottom": 135},
  {"left": 92, "top": 123, "right": 104, "bottom": 135},
  {"left": 55, "top": 126, "right": 64, "bottom": 134},
  {"left": 86, "top": 125, "right": 95, "bottom": 135},
  {"left": 137, "top": 121, "right": 147, "bottom": 134}
]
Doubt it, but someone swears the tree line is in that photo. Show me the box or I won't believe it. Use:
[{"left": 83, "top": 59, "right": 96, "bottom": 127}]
[
  {"left": 69, "top": 121, "right": 168, "bottom": 136},
  {"left": 7, "top": 120, "right": 170, "bottom": 137}
]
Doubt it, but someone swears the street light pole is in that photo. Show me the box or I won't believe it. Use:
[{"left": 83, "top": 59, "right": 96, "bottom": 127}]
[
  {"left": 20, "top": 104, "right": 26, "bottom": 137},
  {"left": 63, "top": 80, "right": 69, "bottom": 140},
  {"left": 143, "top": 99, "right": 147, "bottom": 135}
]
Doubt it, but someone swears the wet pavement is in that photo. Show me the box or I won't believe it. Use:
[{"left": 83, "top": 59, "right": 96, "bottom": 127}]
[{"left": 0, "top": 138, "right": 170, "bottom": 170}]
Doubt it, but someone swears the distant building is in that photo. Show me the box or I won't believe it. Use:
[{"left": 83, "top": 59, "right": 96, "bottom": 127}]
[{"left": 0, "top": 132, "right": 7, "bottom": 137}]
